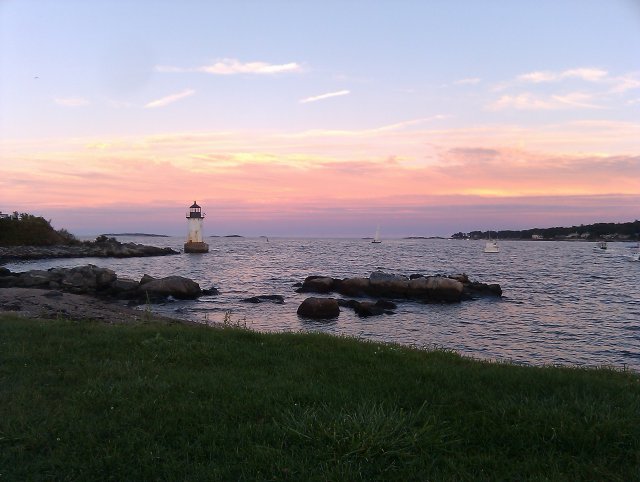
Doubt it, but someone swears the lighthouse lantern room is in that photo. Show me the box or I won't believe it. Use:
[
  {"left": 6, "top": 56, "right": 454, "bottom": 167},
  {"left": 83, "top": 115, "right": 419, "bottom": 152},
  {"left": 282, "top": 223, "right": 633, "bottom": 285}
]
[{"left": 184, "top": 201, "right": 209, "bottom": 253}]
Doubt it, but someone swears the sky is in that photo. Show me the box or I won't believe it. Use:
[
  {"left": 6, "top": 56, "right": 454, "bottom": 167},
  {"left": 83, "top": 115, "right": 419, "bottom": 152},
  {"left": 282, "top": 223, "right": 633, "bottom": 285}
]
[{"left": 1, "top": 0, "right": 639, "bottom": 237}]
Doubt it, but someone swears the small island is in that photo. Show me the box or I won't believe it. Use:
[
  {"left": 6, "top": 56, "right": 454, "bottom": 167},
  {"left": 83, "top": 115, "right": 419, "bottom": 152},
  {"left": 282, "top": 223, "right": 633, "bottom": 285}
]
[{"left": 0, "top": 213, "right": 178, "bottom": 262}]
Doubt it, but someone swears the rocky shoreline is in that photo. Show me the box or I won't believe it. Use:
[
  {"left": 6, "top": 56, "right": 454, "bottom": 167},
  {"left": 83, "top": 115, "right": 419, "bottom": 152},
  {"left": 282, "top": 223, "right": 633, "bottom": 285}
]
[
  {"left": 0, "top": 264, "right": 502, "bottom": 323},
  {"left": 0, "top": 264, "right": 216, "bottom": 324},
  {"left": 0, "top": 237, "right": 178, "bottom": 264}
]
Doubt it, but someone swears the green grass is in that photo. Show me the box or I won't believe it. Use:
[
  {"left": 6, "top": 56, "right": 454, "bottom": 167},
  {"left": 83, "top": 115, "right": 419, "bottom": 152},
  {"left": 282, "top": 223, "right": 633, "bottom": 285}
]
[{"left": 1, "top": 315, "right": 639, "bottom": 481}]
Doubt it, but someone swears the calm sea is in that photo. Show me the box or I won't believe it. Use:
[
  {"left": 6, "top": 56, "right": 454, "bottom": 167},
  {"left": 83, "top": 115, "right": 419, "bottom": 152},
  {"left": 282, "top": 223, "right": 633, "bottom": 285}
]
[{"left": 6, "top": 236, "right": 640, "bottom": 370}]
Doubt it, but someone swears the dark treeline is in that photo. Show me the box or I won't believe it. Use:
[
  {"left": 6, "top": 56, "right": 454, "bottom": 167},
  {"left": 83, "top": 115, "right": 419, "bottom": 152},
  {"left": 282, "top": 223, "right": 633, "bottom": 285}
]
[
  {"left": 452, "top": 220, "right": 640, "bottom": 241},
  {"left": 0, "top": 213, "right": 77, "bottom": 246}
]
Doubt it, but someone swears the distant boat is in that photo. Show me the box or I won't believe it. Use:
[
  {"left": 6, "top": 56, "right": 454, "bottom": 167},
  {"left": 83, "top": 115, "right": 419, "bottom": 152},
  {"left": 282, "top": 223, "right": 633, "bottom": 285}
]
[
  {"left": 484, "top": 232, "right": 499, "bottom": 253},
  {"left": 372, "top": 225, "right": 382, "bottom": 244},
  {"left": 594, "top": 241, "right": 607, "bottom": 251},
  {"left": 631, "top": 252, "right": 640, "bottom": 262}
]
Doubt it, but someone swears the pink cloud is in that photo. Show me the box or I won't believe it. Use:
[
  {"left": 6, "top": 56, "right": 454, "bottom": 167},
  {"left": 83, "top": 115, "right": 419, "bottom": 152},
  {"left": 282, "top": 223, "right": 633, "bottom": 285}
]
[{"left": 2, "top": 123, "right": 638, "bottom": 235}]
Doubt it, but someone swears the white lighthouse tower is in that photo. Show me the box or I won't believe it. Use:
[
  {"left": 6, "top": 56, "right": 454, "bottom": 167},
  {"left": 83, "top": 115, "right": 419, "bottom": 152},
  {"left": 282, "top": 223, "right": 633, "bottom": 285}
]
[{"left": 184, "top": 201, "right": 209, "bottom": 253}]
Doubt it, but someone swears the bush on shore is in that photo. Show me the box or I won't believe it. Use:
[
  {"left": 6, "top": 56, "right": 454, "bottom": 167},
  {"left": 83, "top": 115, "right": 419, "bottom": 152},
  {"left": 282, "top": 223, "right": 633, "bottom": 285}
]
[{"left": 0, "top": 213, "right": 77, "bottom": 246}]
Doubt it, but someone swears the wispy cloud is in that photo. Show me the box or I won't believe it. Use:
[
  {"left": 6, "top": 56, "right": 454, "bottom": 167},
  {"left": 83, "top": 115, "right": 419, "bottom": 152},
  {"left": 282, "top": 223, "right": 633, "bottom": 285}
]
[
  {"left": 374, "top": 115, "right": 449, "bottom": 131},
  {"left": 156, "top": 58, "right": 302, "bottom": 75},
  {"left": 454, "top": 77, "right": 481, "bottom": 85},
  {"left": 144, "top": 89, "right": 195, "bottom": 109},
  {"left": 518, "top": 68, "right": 609, "bottom": 83},
  {"left": 488, "top": 92, "right": 602, "bottom": 111},
  {"left": 54, "top": 97, "right": 90, "bottom": 107},
  {"left": 610, "top": 74, "right": 640, "bottom": 93},
  {"left": 299, "top": 90, "right": 350, "bottom": 104}
]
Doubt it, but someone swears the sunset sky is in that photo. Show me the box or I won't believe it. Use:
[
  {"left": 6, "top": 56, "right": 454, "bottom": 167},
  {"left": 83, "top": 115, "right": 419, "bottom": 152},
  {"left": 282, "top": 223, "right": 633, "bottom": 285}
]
[{"left": 1, "top": 0, "right": 639, "bottom": 237}]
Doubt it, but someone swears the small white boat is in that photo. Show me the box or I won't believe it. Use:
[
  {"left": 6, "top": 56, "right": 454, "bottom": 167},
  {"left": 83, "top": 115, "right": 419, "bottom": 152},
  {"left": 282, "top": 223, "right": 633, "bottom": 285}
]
[
  {"left": 484, "top": 240, "right": 499, "bottom": 253},
  {"left": 631, "top": 251, "right": 640, "bottom": 262},
  {"left": 484, "top": 231, "right": 499, "bottom": 253},
  {"left": 372, "top": 225, "right": 382, "bottom": 244},
  {"left": 593, "top": 241, "right": 607, "bottom": 251}
]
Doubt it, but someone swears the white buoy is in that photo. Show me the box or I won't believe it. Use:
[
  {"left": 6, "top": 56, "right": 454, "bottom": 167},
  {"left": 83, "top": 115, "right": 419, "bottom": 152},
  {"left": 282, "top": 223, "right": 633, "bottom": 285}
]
[{"left": 184, "top": 201, "right": 209, "bottom": 253}]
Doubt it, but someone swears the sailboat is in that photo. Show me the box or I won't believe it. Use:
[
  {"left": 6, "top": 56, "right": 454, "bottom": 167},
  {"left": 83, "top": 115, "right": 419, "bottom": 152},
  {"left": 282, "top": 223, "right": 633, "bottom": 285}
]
[
  {"left": 372, "top": 225, "right": 382, "bottom": 244},
  {"left": 484, "top": 231, "right": 499, "bottom": 253}
]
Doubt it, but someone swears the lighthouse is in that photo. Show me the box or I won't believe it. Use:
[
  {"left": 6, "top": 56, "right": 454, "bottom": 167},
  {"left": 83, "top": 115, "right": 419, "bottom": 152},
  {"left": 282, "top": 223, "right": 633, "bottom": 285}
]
[{"left": 184, "top": 201, "right": 209, "bottom": 253}]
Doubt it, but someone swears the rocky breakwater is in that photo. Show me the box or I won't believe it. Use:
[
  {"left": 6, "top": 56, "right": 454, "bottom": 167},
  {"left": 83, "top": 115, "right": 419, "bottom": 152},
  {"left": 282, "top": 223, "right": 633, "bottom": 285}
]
[
  {"left": 295, "top": 271, "right": 502, "bottom": 319},
  {"left": 0, "top": 265, "right": 216, "bottom": 303},
  {"left": 0, "top": 236, "right": 178, "bottom": 263}
]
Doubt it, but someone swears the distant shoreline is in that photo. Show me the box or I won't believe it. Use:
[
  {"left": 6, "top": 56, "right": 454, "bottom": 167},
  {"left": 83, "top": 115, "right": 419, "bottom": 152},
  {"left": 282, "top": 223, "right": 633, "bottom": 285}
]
[{"left": 102, "top": 233, "right": 169, "bottom": 238}]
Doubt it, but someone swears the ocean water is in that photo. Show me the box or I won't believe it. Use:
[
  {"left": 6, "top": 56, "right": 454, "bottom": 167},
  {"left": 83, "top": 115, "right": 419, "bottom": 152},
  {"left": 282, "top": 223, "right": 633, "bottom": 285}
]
[{"left": 6, "top": 236, "right": 640, "bottom": 370}]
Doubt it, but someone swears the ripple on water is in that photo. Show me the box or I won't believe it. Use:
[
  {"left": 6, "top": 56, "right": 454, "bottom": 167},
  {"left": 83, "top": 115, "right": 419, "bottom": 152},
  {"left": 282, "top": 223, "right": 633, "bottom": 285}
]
[{"left": 5, "top": 237, "right": 640, "bottom": 370}]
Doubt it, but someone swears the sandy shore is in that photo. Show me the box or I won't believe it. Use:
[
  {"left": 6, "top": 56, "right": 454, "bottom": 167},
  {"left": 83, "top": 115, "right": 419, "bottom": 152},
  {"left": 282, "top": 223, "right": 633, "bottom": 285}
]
[{"left": 0, "top": 287, "right": 192, "bottom": 324}]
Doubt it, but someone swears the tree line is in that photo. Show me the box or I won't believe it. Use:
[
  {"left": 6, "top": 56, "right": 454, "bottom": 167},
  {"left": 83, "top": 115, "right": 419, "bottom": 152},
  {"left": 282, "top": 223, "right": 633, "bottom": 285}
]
[
  {"left": 0, "top": 213, "right": 78, "bottom": 246},
  {"left": 452, "top": 220, "right": 640, "bottom": 240}
]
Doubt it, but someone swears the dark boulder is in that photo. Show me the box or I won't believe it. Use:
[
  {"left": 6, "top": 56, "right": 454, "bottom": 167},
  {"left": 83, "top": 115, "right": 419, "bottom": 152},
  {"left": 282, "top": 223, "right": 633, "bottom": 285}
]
[
  {"left": 297, "top": 297, "right": 340, "bottom": 319},
  {"left": 463, "top": 281, "right": 502, "bottom": 298},
  {"left": 337, "top": 277, "right": 370, "bottom": 297},
  {"left": 202, "top": 287, "right": 220, "bottom": 296},
  {"left": 408, "top": 276, "right": 463, "bottom": 302},
  {"left": 338, "top": 299, "right": 396, "bottom": 317},
  {"left": 109, "top": 278, "right": 140, "bottom": 299},
  {"left": 139, "top": 274, "right": 156, "bottom": 285},
  {"left": 297, "top": 276, "right": 336, "bottom": 293},
  {"left": 16, "top": 270, "right": 56, "bottom": 288},
  {"left": 241, "top": 295, "right": 284, "bottom": 304},
  {"left": 368, "top": 271, "right": 409, "bottom": 298},
  {"left": 140, "top": 276, "right": 202, "bottom": 300}
]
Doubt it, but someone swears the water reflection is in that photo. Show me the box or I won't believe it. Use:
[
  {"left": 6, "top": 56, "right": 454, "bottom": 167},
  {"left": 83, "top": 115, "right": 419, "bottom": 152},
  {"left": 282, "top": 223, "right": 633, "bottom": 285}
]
[{"left": 5, "top": 237, "right": 640, "bottom": 369}]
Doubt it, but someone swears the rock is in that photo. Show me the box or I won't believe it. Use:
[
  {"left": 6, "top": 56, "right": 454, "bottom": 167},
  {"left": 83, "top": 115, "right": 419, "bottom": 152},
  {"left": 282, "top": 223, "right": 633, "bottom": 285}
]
[
  {"left": 409, "top": 274, "right": 424, "bottom": 280},
  {"left": 140, "top": 276, "right": 202, "bottom": 300},
  {"left": 337, "top": 277, "right": 370, "bottom": 297},
  {"left": 297, "top": 276, "right": 336, "bottom": 294},
  {"left": 139, "top": 274, "right": 156, "bottom": 285},
  {"left": 353, "top": 301, "right": 386, "bottom": 317},
  {"left": 463, "top": 281, "right": 502, "bottom": 298},
  {"left": 449, "top": 273, "right": 470, "bottom": 284},
  {"left": 17, "top": 270, "right": 54, "bottom": 288},
  {"left": 368, "top": 271, "right": 409, "bottom": 298},
  {"left": 241, "top": 295, "right": 284, "bottom": 304},
  {"left": 338, "top": 299, "right": 396, "bottom": 317},
  {"left": 375, "top": 299, "right": 397, "bottom": 309},
  {"left": 297, "top": 297, "right": 340, "bottom": 319},
  {"left": 0, "top": 242, "right": 178, "bottom": 262},
  {"left": 0, "top": 267, "right": 12, "bottom": 276},
  {"left": 202, "top": 287, "right": 220, "bottom": 296},
  {"left": 57, "top": 265, "right": 116, "bottom": 293},
  {"left": 0, "top": 275, "right": 18, "bottom": 288},
  {"left": 408, "top": 276, "right": 463, "bottom": 302},
  {"left": 110, "top": 278, "right": 140, "bottom": 299}
]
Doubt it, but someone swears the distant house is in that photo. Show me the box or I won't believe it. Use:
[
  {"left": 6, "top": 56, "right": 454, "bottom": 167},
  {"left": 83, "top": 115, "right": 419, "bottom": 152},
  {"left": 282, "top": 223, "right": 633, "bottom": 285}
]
[
  {"left": 531, "top": 234, "right": 544, "bottom": 240},
  {"left": 0, "top": 211, "right": 9, "bottom": 219}
]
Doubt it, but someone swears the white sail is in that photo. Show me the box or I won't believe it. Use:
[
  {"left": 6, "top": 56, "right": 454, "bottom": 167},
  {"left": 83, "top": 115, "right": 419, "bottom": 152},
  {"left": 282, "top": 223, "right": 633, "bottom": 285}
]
[{"left": 372, "top": 225, "right": 381, "bottom": 243}]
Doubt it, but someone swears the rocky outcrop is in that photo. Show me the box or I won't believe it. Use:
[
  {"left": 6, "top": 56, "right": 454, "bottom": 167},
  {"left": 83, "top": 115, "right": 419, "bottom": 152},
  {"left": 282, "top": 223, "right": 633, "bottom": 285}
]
[
  {"left": 0, "top": 265, "right": 205, "bottom": 302},
  {"left": 0, "top": 238, "right": 177, "bottom": 263},
  {"left": 297, "top": 297, "right": 340, "bottom": 319},
  {"left": 297, "top": 271, "right": 501, "bottom": 302}
]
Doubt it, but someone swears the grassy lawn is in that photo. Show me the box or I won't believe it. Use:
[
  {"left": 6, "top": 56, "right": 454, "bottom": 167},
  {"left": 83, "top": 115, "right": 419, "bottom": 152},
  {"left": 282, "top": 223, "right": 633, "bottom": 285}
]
[{"left": 1, "top": 315, "right": 638, "bottom": 481}]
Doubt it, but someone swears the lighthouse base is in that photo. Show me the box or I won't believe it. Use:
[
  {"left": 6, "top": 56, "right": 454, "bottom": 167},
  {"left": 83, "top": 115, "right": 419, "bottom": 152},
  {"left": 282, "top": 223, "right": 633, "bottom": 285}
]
[{"left": 184, "top": 241, "right": 209, "bottom": 253}]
